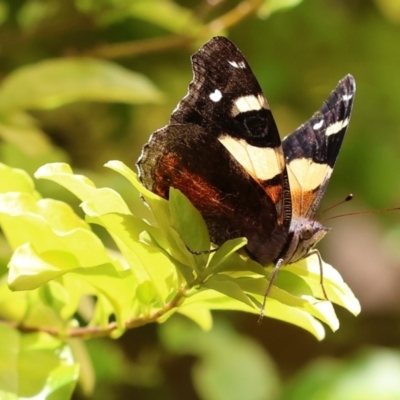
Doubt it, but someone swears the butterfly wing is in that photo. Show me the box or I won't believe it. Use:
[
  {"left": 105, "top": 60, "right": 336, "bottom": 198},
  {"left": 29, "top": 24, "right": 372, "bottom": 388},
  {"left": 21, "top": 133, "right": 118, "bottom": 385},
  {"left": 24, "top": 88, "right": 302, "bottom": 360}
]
[
  {"left": 138, "top": 37, "right": 291, "bottom": 265},
  {"left": 282, "top": 74, "right": 356, "bottom": 219},
  {"left": 139, "top": 124, "right": 288, "bottom": 264}
]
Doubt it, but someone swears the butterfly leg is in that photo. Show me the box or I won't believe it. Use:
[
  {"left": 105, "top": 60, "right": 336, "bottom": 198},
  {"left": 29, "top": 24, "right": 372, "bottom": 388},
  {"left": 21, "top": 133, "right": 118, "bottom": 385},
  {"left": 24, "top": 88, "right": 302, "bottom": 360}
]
[
  {"left": 307, "top": 249, "right": 329, "bottom": 301},
  {"left": 257, "top": 258, "right": 284, "bottom": 324},
  {"left": 185, "top": 245, "right": 218, "bottom": 255}
]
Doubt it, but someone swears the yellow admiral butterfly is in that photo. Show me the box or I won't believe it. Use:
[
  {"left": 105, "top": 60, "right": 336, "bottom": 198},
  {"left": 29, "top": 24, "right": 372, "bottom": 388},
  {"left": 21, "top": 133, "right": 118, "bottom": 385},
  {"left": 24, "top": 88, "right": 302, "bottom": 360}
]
[{"left": 137, "top": 36, "right": 355, "bottom": 313}]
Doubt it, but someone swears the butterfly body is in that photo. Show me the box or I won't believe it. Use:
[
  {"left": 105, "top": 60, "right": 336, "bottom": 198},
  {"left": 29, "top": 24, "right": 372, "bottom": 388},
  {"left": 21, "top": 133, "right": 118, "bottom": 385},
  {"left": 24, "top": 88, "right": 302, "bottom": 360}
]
[{"left": 137, "top": 36, "right": 355, "bottom": 274}]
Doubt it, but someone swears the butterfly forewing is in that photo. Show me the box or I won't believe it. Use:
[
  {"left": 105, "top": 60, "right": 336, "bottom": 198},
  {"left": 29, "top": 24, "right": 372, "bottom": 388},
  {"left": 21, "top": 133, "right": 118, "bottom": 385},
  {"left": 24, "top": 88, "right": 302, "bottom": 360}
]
[
  {"left": 282, "top": 75, "right": 356, "bottom": 219},
  {"left": 170, "top": 37, "right": 290, "bottom": 227}
]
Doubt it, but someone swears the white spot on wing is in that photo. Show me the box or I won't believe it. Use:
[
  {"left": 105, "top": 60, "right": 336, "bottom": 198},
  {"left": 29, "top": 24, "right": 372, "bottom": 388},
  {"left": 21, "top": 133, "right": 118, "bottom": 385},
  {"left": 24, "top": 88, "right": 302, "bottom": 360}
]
[
  {"left": 312, "top": 120, "right": 324, "bottom": 130},
  {"left": 326, "top": 117, "right": 349, "bottom": 136},
  {"left": 228, "top": 60, "right": 246, "bottom": 69},
  {"left": 231, "top": 94, "right": 268, "bottom": 116},
  {"left": 209, "top": 89, "right": 222, "bottom": 102},
  {"left": 342, "top": 93, "right": 353, "bottom": 101},
  {"left": 218, "top": 136, "right": 284, "bottom": 181}
]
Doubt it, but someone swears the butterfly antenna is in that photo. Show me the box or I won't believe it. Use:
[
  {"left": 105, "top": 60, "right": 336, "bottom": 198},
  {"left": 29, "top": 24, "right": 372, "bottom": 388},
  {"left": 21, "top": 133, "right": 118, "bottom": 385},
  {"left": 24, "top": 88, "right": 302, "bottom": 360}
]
[
  {"left": 321, "top": 206, "right": 400, "bottom": 223},
  {"left": 318, "top": 193, "right": 353, "bottom": 217}
]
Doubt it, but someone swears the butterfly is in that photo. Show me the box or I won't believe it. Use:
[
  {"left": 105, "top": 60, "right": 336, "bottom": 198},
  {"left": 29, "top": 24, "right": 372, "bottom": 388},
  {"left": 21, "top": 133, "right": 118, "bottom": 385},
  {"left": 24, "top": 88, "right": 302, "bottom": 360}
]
[{"left": 137, "top": 36, "right": 355, "bottom": 315}]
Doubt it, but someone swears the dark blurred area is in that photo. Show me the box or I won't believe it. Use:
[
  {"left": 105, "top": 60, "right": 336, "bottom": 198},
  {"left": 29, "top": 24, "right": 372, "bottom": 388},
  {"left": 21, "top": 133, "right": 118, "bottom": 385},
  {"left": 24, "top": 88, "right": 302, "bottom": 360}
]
[{"left": 1, "top": 0, "right": 400, "bottom": 399}]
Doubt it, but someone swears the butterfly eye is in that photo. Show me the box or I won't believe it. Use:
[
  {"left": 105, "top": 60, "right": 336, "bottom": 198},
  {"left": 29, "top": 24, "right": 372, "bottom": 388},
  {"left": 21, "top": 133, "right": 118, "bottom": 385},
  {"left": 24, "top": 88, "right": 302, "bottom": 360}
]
[{"left": 301, "top": 224, "right": 314, "bottom": 240}]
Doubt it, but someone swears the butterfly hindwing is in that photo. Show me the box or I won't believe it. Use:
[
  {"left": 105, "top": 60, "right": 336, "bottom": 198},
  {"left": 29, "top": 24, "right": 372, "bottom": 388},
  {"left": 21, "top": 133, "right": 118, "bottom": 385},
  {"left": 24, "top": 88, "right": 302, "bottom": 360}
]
[
  {"left": 139, "top": 123, "right": 287, "bottom": 263},
  {"left": 282, "top": 75, "right": 356, "bottom": 219}
]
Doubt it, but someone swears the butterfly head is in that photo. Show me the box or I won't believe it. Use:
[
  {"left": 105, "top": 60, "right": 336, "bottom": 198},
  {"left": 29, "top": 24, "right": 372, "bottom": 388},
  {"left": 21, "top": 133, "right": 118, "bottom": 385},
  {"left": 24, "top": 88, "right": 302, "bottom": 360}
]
[{"left": 284, "top": 217, "right": 330, "bottom": 264}]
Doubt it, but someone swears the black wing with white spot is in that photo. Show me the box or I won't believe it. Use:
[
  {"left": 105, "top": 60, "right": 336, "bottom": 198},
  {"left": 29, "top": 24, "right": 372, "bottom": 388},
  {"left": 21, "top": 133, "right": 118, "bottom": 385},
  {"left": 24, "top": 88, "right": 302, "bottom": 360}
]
[
  {"left": 282, "top": 74, "right": 356, "bottom": 219},
  {"left": 171, "top": 36, "right": 282, "bottom": 149}
]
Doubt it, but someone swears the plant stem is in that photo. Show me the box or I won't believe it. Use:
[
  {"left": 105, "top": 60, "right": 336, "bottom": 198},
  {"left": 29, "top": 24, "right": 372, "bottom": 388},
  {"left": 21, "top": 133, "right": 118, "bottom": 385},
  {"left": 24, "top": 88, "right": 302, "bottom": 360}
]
[{"left": 0, "top": 285, "right": 188, "bottom": 339}]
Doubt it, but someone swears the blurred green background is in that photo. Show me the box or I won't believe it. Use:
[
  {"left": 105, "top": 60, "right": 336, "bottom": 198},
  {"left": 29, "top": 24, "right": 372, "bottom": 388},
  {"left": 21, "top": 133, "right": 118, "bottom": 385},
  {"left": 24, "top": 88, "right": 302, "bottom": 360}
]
[{"left": 1, "top": 0, "right": 400, "bottom": 399}]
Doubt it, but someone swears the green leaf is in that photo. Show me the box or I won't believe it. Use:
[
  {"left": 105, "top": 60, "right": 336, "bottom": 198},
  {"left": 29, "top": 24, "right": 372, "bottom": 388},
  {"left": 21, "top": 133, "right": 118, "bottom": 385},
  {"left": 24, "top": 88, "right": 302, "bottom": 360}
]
[
  {"left": 8, "top": 244, "right": 80, "bottom": 291},
  {"left": 0, "top": 1, "right": 8, "bottom": 27},
  {"left": 193, "top": 324, "right": 281, "bottom": 400},
  {"left": 282, "top": 348, "right": 400, "bottom": 400},
  {"left": 36, "top": 163, "right": 182, "bottom": 317},
  {"left": 208, "top": 241, "right": 265, "bottom": 275},
  {"left": 17, "top": 0, "right": 58, "bottom": 31},
  {"left": 375, "top": 0, "right": 400, "bottom": 25},
  {"left": 63, "top": 265, "right": 136, "bottom": 336},
  {"left": 0, "top": 58, "right": 162, "bottom": 112},
  {"left": 0, "top": 193, "right": 120, "bottom": 269},
  {"left": 0, "top": 326, "right": 79, "bottom": 399},
  {"left": 259, "top": 0, "right": 303, "bottom": 17},
  {"left": 0, "top": 162, "right": 38, "bottom": 194},
  {"left": 39, "top": 280, "right": 71, "bottom": 317},
  {"left": 99, "top": 0, "right": 201, "bottom": 33},
  {"left": 105, "top": 160, "right": 163, "bottom": 209},
  {"left": 260, "top": 298, "right": 327, "bottom": 340},
  {"left": 0, "top": 324, "right": 19, "bottom": 396},
  {"left": 35, "top": 163, "right": 132, "bottom": 215},
  {"left": 105, "top": 161, "right": 196, "bottom": 267},
  {"left": 203, "top": 275, "right": 255, "bottom": 308},
  {"left": 178, "top": 304, "right": 213, "bottom": 331},
  {"left": 169, "top": 187, "right": 210, "bottom": 263},
  {"left": 285, "top": 256, "right": 361, "bottom": 316},
  {"left": 0, "top": 194, "right": 91, "bottom": 251},
  {"left": 0, "top": 112, "right": 55, "bottom": 157},
  {"left": 227, "top": 274, "right": 339, "bottom": 333},
  {"left": 87, "top": 213, "right": 178, "bottom": 303},
  {"left": 0, "top": 276, "right": 63, "bottom": 327},
  {"left": 18, "top": 333, "right": 79, "bottom": 399},
  {"left": 68, "top": 339, "right": 95, "bottom": 397}
]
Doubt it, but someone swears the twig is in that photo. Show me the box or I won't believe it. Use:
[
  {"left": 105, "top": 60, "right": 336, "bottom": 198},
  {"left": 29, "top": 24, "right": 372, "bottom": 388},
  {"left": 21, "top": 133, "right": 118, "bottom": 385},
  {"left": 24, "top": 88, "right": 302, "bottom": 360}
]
[
  {"left": 79, "top": 0, "right": 264, "bottom": 59},
  {"left": 0, "top": 286, "right": 187, "bottom": 339}
]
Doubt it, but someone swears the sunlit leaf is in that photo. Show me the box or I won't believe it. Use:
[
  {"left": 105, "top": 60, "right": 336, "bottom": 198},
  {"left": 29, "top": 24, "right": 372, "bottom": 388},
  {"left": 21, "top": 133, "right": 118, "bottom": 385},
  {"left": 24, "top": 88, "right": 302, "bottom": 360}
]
[
  {"left": 258, "top": 0, "right": 303, "bottom": 18},
  {"left": 203, "top": 275, "right": 255, "bottom": 309},
  {"left": 17, "top": 0, "right": 58, "bottom": 30},
  {"left": 0, "top": 162, "right": 38, "bottom": 194},
  {"left": 0, "top": 58, "right": 162, "bottom": 111},
  {"left": 207, "top": 238, "right": 248, "bottom": 271},
  {"left": 99, "top": 0, "right": 201, "bottom": 33},
  {"left": 0, "top": 326, "right": 79, "bottom": 399},
  {"left": 106, "top": 161, "right": 197, "bottom": 267},
  {"left": 0, "top": 324, "right": 19, "bottom": 396},
  {"left": 0, "top": 1, "right": 8, "bottom": 27},
  {"left": 35, "top": 163, "right": 132, "bottom": 215},
  {"left": 286, "top": 257, "right": 361, "bottom": 316},
  {"left": 282, "top": 348, "right": 400, "bottom": 400},
  {"left": 374, "top": 0, "right": 400, "bottom": 24},
  {"left": 0, "top": 111, "right": 54, "bottom": 157},
  {"left": 169, "top": 187, "right": 210, "bottom": 266}
]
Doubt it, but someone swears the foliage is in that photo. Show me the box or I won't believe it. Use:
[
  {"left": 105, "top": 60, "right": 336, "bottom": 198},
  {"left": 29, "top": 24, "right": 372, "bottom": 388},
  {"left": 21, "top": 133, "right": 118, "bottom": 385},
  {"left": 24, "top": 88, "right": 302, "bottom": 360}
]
[
  {"left": 1, "top": 161, "right": 360, "bottom": 322},
  {"left": 0, "top": 159, "right": 359, "bottom": 396},
  {"left": 0, "top": 59, "right": 361, "bottom": 393}
]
